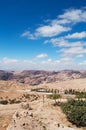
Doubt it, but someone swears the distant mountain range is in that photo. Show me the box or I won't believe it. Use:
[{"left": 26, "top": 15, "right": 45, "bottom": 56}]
[{"left": 0, "top": 70, "right": 86, "bottom": 85}]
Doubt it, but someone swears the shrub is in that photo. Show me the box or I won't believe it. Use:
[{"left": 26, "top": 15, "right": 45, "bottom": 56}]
[
  {"left": 0, "top": 100, "right": 8, "bottom": 105},
  {"left": 47, "top": 94, "right": 61, "bottom": 105},
  {"left": 61, "top": 99, "right": 86, "bottom": 127},
  {"left": 9, "top": 98, "right": 21, "bottom": 104},
  {"left": 76, "top": 92, "right": 86, "bottom": 99}
]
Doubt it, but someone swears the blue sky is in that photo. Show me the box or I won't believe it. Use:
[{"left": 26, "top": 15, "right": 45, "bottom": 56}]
[{"left": 0, "top": 0, "right": 86, "bottom": 70}]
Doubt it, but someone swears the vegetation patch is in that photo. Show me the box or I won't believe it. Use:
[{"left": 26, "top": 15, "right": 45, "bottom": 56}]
[
  {"left": 0, "top": 100, "right": 8, "bottom": 105},
  {"left": 75, "top": 92, "right": 86, "bottom": 99},
  {"left": 61, "top": 99, "right": 86, "bottom": 127},
  {"left": 47, "top": 94, "right": 61, "bottom": 105}
]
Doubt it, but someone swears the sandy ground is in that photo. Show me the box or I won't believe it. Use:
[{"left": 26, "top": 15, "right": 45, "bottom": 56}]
[
  {"left": 0, "top": 78, "right": 86, "bottom": 130},
  {"left": 40, "top": 78, "right": 86, "bottom": 91},
  {"left": 0, "top": 104, "right": 20, "bottom": 130},
  {"left": 0, "top": 99, "right": 85, "bottom": 130}
]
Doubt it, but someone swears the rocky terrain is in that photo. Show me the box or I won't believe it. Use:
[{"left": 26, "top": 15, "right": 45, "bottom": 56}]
[
  {"left": 0, "top": 70, "right": 86, "bottom": 85},
  {"left": 0, "top": 98, "right": 81, "bottom": 130},
  {"left": 0, "top": 70, "right": 86, "bottom": 130},
  {"left": 6, "top": 102, "right": 75, "bottom": 130}
]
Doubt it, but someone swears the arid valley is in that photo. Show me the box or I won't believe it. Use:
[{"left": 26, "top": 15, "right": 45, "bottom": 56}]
[{"left": 0, "top": 70, "right": 86, "bottom": 130}]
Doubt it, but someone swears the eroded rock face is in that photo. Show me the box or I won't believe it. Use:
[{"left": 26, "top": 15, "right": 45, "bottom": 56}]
[{"left": 0, "top": 70, "right": 86, "bottom": 85}]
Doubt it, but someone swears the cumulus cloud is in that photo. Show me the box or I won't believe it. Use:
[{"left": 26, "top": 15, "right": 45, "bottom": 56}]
[
  {"left": 35, "top": 53, "right": 48, "bottom": 59},
  {"left": 19, "top": 7, "right": 86, "bottom": 70},
  {"left": 21, "top": 7, "right": 86, "bottom": 40},
  {"left": 60, "top": 46, "right": 86, "bottom": 56},
  {"left": 45, "top": 38, "right": 84, "bottom": 48},
  {"left": 0, "top": 57, "right": 37, "bottom": 71},
  {"left": 44, "top": 34, "right": 86, "bottom": 58},
  {"left": 1, "top": 57, "right": 86, "bottom": 70},
  {"left": 21, "top": 24, "right": 70, "bottom": 39},
  {"left": 0, "top": 57, "right": 74, "bottom": 70},
  {"left": 65, "top": 32, "right": 86, "bottom": 39},
  {"left": 58, "top": 8, "right": 86, "bottom": 24},
  {"left": 35, "top": 24, "right": 70, "bottom": 37}
]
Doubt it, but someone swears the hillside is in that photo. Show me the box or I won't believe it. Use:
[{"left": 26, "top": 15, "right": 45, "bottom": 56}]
[
  {"left": 0, "top": 71, "right": 86, "bottom": 130},
  {"left": 0, "top": 70, "right": 86, "bottom": 85}
]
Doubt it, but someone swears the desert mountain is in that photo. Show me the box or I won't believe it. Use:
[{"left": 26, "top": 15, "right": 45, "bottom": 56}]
[{"left": 0, "top": 70, "right": 86, "bottom": 85}]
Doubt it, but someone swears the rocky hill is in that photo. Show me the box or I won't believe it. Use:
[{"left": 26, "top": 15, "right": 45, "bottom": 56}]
[{"left": 0, "top": 70, "right": 86, "bottom": 85}]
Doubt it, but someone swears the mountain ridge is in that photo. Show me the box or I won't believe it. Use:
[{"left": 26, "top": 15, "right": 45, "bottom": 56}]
[{"left": 0, "top": 70, "right": 86, "bottom": 85}]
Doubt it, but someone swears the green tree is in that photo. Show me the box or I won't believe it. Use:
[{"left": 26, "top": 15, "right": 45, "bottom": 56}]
[
  {"left": 47, "top": 94, "right": 61, "bottom": 105},
  {"left": 61, "top": 99, "right": 86, "bottom": 127}
]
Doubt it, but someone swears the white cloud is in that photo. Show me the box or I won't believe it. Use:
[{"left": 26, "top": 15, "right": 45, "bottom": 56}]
[
  {"left": 1, "top": 57, "right": 86, "bottom": 70},
  {"left": 66, "top": 32, "right": 86, "bottom": 39},
  {"left": 17, "top": 7, "right": 86, "bottom": 70},
  {"left": 35, "top": 24, "right": 70, "bottom": 37},
  {"left": 2, "top": 57, "right": 18, "bottom": 64},
  {"left": 58, "top": 8, "right": 86, "bottom": 24},
  {"left": 35, "top": 53, "right": 48, "bottom": 59},
  {"left": 21, "top": 24, "right": 70, "bottom": 39},
  {"left": 37, "top": 57, "right": 75, "bottom": 70},
  {"left": 0, "top": 57, "right": 37, "bottom": 71},
  {"left": 60, "top": 46, "right": 86, "bottom": 56},
  {"left": 45, "top": 38, "right": 83, "bottom": 48},
  {"left": 44, "top": 36, "right": 86, "bottom": 58},
  {"left": 44, "top": 38, "right": 69, "bottom": 47},
  {"left": 21, "top": 31, "right": 36, "bottom": 40},
  {"left": 21, "top": 7, "right": 86, "bottom": 40}
]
